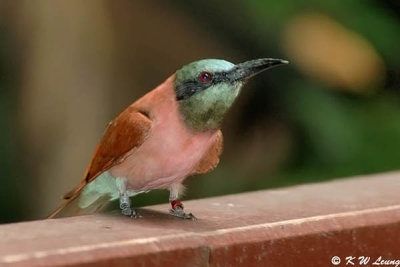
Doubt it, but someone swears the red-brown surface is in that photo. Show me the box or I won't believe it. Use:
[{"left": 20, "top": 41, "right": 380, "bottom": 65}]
[{"left": 1, "top": 172, "right": 400, "bottom": 266}]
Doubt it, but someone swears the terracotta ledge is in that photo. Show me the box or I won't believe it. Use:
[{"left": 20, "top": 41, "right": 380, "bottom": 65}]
[{"left": 1, "top": 172, "right": 400, "bottom": 266}]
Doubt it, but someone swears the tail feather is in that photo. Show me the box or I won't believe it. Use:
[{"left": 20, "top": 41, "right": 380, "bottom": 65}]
[
  {"left": 47, "top": 171, "right": 119, "bottom": 219},
  {"left": 47, "top": 181, "right": 87, "bottom": 219},
  {"left": 47, "top": 193, "right": 112, "bottom": 219},
  {"left": 62, "top": 180, "right": 87, "bottom": 200},
  {"left": 47, "top": 194, "right": 80, "bottom": 219}
]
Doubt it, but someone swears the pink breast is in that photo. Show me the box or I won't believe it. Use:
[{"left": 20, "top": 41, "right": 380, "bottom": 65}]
[{"left": 109, "top": 78, "right": 218, "bottom": 190}]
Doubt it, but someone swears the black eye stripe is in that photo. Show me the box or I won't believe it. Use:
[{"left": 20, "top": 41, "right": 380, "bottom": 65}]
[
  {"left": 176, "top": 80, "right": 205, "bottom": 101},
  {"left": 176, "top": 71, "right": 233, "bottom": 101}
]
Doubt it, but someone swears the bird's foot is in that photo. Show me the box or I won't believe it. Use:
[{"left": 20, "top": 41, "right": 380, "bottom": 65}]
[
  {"left": 169, "top": 200, "right": 196, "bottom": 220},
  {"left": 119, "top": 192, "right": 141, "bottom": 218},
  {"left": 121, "top": 207, "right": 141, "bottom": 218}
]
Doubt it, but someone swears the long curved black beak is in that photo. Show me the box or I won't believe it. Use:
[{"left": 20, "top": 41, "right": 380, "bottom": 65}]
[{"left": 230, "top": 58, "right": 289, "bottom": 82}]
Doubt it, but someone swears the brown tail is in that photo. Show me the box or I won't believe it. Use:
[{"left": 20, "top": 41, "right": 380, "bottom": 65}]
[{"left": 47, "top": 181, "right": 87, "bottom": 219}]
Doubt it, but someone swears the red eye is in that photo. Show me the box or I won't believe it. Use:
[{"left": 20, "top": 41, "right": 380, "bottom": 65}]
[{"left": 199, "top": 72, "right": 212, "bottom": 82}]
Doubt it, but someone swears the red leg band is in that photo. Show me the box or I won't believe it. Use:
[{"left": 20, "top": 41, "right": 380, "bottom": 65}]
[{"left": 171, "top": 200, "right": 183, "bottom": 210}]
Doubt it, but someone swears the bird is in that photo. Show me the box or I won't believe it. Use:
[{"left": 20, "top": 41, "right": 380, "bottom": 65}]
[{"left": 48, "top": 58, "right": 288, "bottom": 220}]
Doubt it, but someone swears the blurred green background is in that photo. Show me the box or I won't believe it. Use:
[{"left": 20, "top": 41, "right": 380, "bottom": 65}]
[{"left": 0, "top": 0, "right": 399, "bottom": 223}]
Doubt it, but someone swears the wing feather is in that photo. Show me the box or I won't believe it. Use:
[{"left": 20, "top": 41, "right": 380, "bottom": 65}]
[
  {"left": 48, "top": 106, "right": 152, "bottom": 218},
  {"left": 84, "top": 107, "right": 152, "bottom": 183},
  {"left": 193, "top": 130, "right": 223, "bottom": 175}
]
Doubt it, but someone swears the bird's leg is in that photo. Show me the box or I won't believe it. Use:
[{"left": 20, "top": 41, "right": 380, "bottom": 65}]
[
  {"left": 168, "top": 183, "right": 196, "bottom": 220},
  {"left": 116, "top": 177, "right": 139, "bottom": 218}
]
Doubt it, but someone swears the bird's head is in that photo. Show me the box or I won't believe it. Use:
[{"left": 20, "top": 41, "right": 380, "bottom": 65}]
[{"left": 175, "top": 58, "right": 288, "bottom": 131}]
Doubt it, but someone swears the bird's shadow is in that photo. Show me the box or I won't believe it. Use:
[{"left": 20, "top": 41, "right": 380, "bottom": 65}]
[{"left": 102, "top": 207, "right": 218, "bottom": 232}]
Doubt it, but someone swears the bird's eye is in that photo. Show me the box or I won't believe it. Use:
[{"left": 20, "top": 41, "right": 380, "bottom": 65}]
[{"left": 199, "top": 72, "right": 212, "bottom": 83}]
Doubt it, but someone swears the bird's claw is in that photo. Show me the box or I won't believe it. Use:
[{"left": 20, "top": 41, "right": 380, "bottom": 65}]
[
  {"left": 121, "top": 208, "right": 141, "bottom": 219},
  {"left": 169, "top": 207, "right": 197, "bottom": 220}
]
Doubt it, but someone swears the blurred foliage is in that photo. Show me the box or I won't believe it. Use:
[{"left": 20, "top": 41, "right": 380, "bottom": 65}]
[
  {"left": 0, "top": 0, "right": 400, "bottom": 222},
  {"left": 241, "top": 0, "right": 400, "bottom": 182},
  {"left": 174, "top": 0, "right": 400, "bottom": 198}
]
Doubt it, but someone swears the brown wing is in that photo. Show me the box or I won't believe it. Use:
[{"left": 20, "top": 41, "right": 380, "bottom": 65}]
[
  {"left": 85, "top": 107, "right": 152, "bottom": 183},
  {"left": 193, "top": 130, "right": 223, "bottom": 175},
  {"left": 62, "top": 106, "right": 152, "bottom": 200},
  {"left": 49, "top": 106, "right": 152, "bottom": 219}
]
